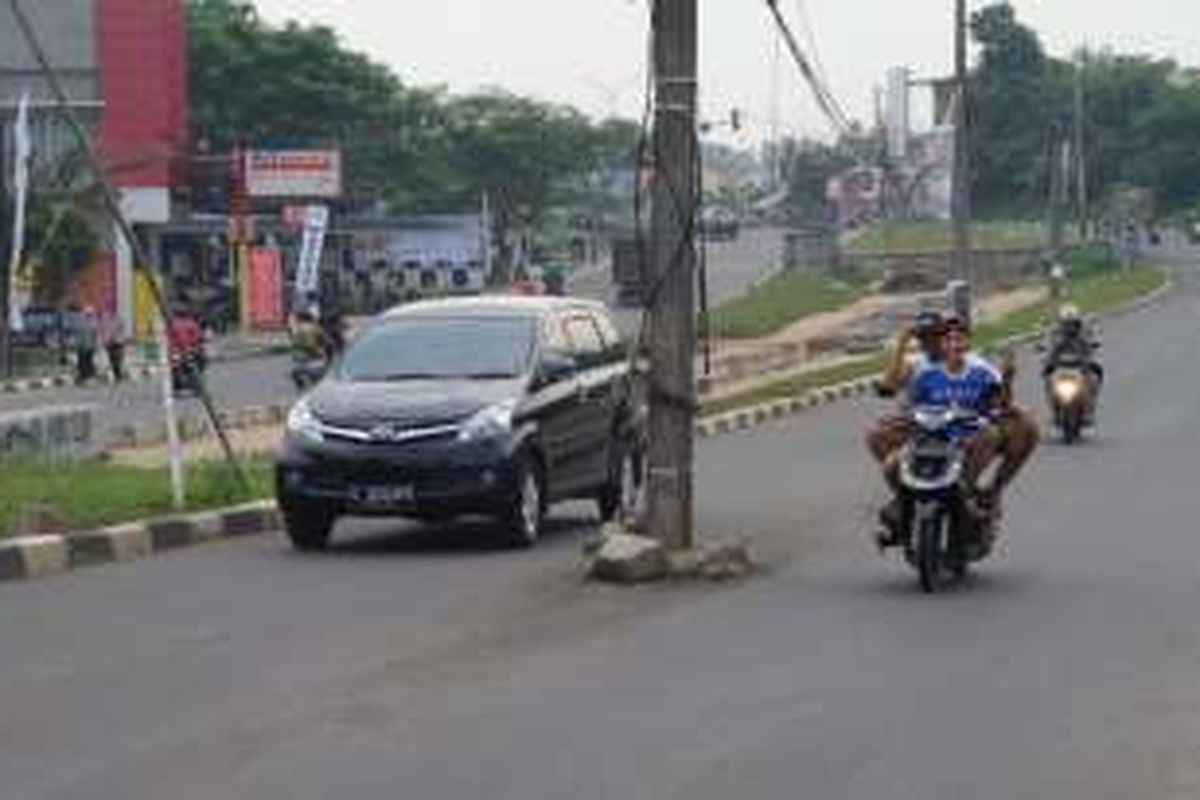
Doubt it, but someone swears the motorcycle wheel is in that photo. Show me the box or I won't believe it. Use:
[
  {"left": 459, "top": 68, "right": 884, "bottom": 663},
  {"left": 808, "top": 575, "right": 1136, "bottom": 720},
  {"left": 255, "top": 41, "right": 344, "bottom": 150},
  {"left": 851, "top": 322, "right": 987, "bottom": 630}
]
[
  {"left": 1060, "top": 408, "right": 1083, "bottom": 444},
  {"left": 915, "top": 503, "right": 946, "bottom": 594}
]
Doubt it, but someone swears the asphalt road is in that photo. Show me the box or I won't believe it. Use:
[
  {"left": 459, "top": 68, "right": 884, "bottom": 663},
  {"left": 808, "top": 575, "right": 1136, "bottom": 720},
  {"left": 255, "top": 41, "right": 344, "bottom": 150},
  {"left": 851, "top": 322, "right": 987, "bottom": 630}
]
[
  {"left": 0, "top": 227, "right": 785, "bottom": 443},
  {"left": 2, "top": 247, "right": 1198, "bottom": 800}
]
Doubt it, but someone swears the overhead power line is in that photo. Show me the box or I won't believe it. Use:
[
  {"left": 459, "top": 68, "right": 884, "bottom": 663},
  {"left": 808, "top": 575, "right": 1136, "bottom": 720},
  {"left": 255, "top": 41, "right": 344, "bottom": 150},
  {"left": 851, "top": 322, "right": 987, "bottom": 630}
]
[{"left": 763, "top": 0, "right": 853, "bottom": 138}]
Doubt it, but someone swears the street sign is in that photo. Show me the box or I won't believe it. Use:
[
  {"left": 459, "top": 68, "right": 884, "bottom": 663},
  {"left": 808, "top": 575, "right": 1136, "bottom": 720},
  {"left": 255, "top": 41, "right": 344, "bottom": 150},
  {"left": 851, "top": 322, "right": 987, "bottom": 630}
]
[{"left": 244, "top": 150, "right": 342, "bottom": 199}]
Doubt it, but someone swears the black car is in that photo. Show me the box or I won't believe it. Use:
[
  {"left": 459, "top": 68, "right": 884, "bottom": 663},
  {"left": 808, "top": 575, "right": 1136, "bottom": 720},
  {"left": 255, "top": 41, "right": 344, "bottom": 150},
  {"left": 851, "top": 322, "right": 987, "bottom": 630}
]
[{"left": 275, "top": 296, "right": 642, "bottom": 550}]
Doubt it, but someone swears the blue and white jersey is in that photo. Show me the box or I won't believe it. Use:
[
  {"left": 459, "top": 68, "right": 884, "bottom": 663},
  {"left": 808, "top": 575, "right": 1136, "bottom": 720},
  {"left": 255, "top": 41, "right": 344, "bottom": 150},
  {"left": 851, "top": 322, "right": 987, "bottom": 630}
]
[{"left": 908, "top": 354, "right": 1002, "bottom": 429}]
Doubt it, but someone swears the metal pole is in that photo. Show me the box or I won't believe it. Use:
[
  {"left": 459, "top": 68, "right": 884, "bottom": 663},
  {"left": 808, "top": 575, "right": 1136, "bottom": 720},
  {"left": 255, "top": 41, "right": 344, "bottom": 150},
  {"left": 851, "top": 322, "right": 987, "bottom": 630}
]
[
  {"left": 646, "top": 0, "right": 697, "bottom": 551},
  {"left": 9, "top": 0, "right": 246, "bottom": 488},
  {"left": 951, "top": 0, "right": 972, "bottom": 287}
]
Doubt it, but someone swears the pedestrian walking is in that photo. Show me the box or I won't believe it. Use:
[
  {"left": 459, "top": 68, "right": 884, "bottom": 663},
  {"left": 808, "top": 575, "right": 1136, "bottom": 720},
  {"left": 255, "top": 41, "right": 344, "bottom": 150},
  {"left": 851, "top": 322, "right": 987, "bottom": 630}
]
[
  {"left": 99, "top": 310, "right": 127, "bottom": 382},
  {"left": 73, "top": 306, "right": 99, "bottom": 385}
]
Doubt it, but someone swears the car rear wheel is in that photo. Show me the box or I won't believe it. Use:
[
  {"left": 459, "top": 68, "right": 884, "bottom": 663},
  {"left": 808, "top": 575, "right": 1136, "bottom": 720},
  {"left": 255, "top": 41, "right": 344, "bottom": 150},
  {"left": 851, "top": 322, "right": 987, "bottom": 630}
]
[
  {"left": 502, "top": 455, "right": 545, "bottom": 548},
  {"left": 283, "top": 501, "right": 336, "bottom": 551},
  {"left": 598, "top": 439, "right": 642, "bottom": 523}
]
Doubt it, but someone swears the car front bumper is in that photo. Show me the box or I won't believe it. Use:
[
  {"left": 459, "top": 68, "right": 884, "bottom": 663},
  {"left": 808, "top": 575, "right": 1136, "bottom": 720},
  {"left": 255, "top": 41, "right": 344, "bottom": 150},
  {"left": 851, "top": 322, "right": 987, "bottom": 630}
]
[{"left": 275, "top": 433, "right": 519, "bottom": 517}]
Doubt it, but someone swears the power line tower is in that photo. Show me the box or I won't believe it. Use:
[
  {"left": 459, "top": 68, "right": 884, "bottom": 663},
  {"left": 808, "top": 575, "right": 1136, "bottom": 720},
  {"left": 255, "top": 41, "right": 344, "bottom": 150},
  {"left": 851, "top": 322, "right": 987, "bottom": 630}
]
[{"left": 645, "top": 0, "right": 698, "bottom": 551}]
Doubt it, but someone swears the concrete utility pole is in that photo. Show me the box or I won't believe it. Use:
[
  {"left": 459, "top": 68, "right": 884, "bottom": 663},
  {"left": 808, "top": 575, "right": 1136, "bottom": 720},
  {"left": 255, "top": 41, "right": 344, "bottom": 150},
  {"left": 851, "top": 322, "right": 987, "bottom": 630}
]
[
  {"left": 646, "top": 0, "right": 697, "bottom": 551},
  {"left": 1073, "top": 54, "right": 1089, "bottom": 240},
  {"left": 951, "top": 0, "right": 972, "bottom": 286}
]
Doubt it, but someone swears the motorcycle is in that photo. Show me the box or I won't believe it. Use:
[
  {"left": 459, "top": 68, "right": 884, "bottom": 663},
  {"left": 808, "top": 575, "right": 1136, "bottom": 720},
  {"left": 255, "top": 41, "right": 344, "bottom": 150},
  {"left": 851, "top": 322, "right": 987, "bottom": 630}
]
[
  {"left": 171, "top": 349, "right": 206, "bottom": 395},
  {"left": 1046, "top": 361, "right": 1092, "bottom": 444},
  {"left": 290, "top": 354, "right": 327, "bottom": 391},
  {"left": 894, "top": 406, "right": 994, "bottom": 593}
]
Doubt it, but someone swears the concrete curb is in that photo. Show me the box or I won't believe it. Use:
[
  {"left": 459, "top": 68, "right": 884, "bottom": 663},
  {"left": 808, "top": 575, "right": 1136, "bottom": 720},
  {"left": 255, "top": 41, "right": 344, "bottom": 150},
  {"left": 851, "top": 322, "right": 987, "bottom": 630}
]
[
  {"left": 0, "top": 501, "right": 281, "bottom": 584},
  {"left": 108, "top": 403, "right": 288, "bottom": 451},
  {"left": 694, "top": 270, "right": 1174, "bottom": 441},
  {"left": 1, "top": 364, "right": 158, "bottom": 395}
]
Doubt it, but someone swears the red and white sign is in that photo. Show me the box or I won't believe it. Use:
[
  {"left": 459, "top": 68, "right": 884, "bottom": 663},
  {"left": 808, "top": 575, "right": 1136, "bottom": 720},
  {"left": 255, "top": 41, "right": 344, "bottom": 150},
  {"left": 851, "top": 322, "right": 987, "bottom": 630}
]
[{"left": 244, "top": 150, "right": 342, "bottom": 198}]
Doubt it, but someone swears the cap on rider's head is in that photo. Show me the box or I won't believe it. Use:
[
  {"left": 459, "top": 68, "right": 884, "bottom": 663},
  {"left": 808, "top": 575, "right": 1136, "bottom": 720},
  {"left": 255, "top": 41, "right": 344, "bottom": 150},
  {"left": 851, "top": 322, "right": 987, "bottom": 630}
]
[{"left": 915, "top": 309, "right": 942, "bottom": 334}]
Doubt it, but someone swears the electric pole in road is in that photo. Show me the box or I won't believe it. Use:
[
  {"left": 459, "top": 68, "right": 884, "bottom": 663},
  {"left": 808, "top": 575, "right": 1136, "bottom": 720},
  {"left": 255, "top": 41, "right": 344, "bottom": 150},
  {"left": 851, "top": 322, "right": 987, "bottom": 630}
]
[
  {"left": 951, "top": 0, "right": 972, "bottom": 287},
  {"left": 1073, "top": 53, "right": 1089, "bottom": 240},
  {"left": 645, "top": 0, "right": 697, "bottom": 551}
]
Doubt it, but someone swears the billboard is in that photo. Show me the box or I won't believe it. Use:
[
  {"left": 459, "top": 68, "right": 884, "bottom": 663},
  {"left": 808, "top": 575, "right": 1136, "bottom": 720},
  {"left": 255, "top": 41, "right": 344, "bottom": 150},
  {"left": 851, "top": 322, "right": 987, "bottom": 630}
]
[{"left": 244, "top": 150, "right": 342, "bottom": 198}]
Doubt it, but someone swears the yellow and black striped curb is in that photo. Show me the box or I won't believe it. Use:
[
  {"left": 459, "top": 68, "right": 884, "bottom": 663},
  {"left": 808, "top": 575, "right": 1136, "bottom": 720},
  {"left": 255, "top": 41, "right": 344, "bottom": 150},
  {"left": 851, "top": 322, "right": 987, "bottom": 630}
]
[
  {"left": 1, "top": 365, "right": 159, "bottom": 395},
  {"left": 695, "top": 376, "right": 877, "bottom": 439},
  {"left": 0, "top": 501, "right": 281, "bottom": 584}
]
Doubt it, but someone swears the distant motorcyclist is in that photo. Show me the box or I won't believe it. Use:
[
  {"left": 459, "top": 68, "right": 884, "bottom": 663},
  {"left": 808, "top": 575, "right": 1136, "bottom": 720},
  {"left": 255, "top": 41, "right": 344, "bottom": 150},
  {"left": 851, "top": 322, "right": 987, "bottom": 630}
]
[
  {"left": 167, "top": 306, "right": 206, "bottom": 392},
  {"left": 1043, "top": 304, "right": 1101, "bottom": 384},
  {"left": 1042, "top": 304, "right": 1102, "bottom": 419},
  {"left": 289, "top": 308, "right": 328, "bottom": 362}
]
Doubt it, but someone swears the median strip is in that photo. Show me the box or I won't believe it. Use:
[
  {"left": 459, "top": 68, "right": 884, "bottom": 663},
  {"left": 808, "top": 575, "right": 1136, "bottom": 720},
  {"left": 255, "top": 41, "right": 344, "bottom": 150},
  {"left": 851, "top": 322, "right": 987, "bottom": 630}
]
[{"left": 0, "top": 501, "right": 281, "bottom": 583}]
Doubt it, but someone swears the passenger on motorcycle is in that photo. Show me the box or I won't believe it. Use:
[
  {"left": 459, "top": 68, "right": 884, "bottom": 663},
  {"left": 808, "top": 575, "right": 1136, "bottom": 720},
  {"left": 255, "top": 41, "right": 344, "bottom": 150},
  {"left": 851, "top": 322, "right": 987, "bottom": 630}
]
[{"left": 865, "top": 310, "right": 943, "bottom": 464}]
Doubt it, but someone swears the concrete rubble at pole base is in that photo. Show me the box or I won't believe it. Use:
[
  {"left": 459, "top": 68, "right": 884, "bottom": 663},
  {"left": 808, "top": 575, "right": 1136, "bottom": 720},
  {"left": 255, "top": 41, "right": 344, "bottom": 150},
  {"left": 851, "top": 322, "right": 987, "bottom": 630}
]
[{"left": 585, "top": 522, "right": 756, "bottom": 585}]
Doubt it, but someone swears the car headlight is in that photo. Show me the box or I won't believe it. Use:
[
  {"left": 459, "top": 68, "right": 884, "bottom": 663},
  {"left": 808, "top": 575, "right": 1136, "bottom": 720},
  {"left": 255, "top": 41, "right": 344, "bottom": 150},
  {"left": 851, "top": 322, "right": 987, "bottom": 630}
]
[
  {"left": 458, "top": 401, "right": 516, "bottom": 443},
  {"left": 287, "top": 398, "right": 325, "bottom": 443}
]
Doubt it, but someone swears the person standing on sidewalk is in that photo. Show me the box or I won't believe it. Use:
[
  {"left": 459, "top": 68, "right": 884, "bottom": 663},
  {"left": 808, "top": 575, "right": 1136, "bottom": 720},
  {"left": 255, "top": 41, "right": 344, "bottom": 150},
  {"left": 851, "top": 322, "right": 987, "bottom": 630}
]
[
  {"left": 73, "top": 306, "right": 100, "bottom": 385},
  {"left": 99, "top": 310, "right": 127, "bottom": 382}
]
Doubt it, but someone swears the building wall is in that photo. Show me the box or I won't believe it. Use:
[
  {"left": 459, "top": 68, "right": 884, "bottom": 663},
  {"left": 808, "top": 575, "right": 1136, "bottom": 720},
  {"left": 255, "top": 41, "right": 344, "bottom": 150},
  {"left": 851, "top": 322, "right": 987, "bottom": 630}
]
[
  {"left": 0, "top": 0, "right": 98, "bottom": 106},
  {"left": 96, "top": 0, "right": 188, "bottom": 188}
]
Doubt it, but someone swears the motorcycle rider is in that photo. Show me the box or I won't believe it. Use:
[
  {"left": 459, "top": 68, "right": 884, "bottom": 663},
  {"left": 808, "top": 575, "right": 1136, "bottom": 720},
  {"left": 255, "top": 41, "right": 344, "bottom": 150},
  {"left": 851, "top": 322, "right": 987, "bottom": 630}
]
[
  {"left": 1042, "top": 304, "right": 1102, "bottom": 416},
  {"left": 876, "top": 314, "right": 1038, "bottom": 546}
]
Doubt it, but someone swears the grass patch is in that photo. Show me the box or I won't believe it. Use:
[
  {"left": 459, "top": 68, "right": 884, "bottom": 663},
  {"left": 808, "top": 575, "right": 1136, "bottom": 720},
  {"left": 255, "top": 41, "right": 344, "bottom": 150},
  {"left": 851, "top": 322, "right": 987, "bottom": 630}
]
[
  {"left": 708, "top": 270, "right": 863, "bottom": 340},
  {"left": 702, "top": 263, "right": 1167, "bottom": 417},
  {"left": 849, "top": 220, "right": 1049, "bottom": 254},
  {"left": 0, "top": 458, "right": 273, "bottom": 539}
]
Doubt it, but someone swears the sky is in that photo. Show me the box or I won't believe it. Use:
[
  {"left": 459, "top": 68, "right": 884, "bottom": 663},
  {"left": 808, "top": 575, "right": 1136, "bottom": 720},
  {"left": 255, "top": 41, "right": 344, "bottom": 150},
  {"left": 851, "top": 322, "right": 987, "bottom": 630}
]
[{"left": 252, "top": 1, "right": 1200, "bottom": 145}]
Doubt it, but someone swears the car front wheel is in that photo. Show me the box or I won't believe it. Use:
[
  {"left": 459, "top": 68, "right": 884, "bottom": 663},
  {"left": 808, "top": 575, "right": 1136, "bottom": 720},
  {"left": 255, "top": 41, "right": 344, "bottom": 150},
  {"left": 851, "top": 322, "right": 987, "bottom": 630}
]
[
  {"left": 502, "top": 455, "right": 545, "bottom": 548},
  {"left": 282, "top": 501, "right": 336, "bottom": 551}
]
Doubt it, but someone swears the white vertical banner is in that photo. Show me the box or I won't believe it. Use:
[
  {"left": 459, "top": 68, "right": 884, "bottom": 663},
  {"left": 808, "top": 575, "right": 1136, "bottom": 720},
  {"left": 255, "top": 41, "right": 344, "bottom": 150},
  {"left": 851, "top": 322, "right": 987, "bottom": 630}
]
[
  {"left": 293, "top": 204, "right": 329, "bottom": 309},
  {"left": 8, "top": 92, "right": 32, "bottom": 332}
]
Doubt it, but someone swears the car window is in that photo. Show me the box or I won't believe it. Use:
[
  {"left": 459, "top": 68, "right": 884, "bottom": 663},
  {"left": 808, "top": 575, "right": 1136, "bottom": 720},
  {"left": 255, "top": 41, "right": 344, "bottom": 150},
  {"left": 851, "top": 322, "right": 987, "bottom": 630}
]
[
  {"left": 590, "top": 312, "right": 624, "bottom": 360},
  {"left": 563, "top": 315, "right": 605, "bottom": 367},
  {"left": 542, "top": 315, "right": 571, "bottom": 354},
  {"left": 340, "top": 315, "right": 536, "bottom": 381}
]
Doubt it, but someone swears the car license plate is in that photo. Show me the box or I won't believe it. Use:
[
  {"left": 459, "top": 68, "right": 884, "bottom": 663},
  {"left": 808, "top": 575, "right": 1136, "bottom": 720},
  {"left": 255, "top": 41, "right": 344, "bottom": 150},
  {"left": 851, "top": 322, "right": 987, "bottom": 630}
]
[{"left": 357, "top": 485, "right": 415, "bottom": 507}]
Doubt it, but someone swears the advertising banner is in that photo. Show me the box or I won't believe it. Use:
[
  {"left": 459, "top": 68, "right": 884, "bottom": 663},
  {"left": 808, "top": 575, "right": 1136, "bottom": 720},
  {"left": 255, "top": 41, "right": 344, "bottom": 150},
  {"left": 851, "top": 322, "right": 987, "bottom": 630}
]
[
  {"left": 244, "top": 150, "right": 342, "bottom": 198},
  {"left": 248, "top": 247, "right": 284, "bottom": 330},
  {"left": 8, "top": 93, "right": 32, "bottom": 332},
  {"left": 294, "top": 205, "right": 329, "bottom": 309}
]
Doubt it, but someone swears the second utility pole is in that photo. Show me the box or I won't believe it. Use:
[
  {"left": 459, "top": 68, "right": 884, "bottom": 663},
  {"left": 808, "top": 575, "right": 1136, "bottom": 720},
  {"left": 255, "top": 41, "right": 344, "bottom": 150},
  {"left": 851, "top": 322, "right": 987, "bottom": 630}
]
[
  {"left": 646, "top": 0, "right": 697, "bottom": 551},
  {"left": 951, "top": 0, "right": 972, "bottom": 287}
]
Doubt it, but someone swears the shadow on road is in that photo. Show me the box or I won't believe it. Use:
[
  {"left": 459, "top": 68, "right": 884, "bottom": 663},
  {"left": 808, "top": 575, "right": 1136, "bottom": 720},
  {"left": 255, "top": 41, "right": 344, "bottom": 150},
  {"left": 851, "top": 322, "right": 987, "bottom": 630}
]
[{"left": 312, "top": 512, "right": 599, "bottom": 558}]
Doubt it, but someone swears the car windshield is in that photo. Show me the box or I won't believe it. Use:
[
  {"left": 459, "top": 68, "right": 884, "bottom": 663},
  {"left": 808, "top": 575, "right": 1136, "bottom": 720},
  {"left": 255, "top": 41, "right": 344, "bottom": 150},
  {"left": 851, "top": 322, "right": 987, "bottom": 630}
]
[{"left": 339, "top": 315, "right": 536, "bottom": 382}]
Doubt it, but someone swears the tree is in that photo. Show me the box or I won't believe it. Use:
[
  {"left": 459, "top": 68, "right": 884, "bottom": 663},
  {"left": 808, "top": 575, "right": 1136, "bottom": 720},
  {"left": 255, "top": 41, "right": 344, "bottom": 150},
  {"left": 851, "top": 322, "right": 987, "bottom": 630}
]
[{"left": 968, "top": 3, "right": 1060, "bottom": 213}]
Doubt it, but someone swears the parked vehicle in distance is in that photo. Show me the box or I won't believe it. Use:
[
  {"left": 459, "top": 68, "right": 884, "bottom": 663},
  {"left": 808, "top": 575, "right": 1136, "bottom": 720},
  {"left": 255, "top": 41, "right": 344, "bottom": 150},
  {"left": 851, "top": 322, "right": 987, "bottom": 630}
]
[
  {"left": 699, "top": 206, "right": 740, "bottom": 241},
  {"left": 276, "top": 296, "right": 643, "bottom": 551}
]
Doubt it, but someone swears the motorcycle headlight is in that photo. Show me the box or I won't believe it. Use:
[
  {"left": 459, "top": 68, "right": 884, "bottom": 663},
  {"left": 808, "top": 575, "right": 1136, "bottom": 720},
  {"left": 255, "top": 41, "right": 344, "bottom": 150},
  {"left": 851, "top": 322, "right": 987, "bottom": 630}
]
[
  {"left": 286, "top": 397, "right": 325, "bottom": 443},
  {"left": 457, "top": 401, "right": 516, "bottom": 443},
  {"left": 1052, "top": 377, "right": 1082, "bottom": 402}
]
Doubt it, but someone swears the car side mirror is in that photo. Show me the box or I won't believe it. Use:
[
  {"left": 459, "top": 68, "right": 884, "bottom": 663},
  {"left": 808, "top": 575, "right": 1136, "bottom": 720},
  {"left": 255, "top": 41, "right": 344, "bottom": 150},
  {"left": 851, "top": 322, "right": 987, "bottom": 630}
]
[{"left": 537, "top": 351, "right": 577, "bottom": 386}]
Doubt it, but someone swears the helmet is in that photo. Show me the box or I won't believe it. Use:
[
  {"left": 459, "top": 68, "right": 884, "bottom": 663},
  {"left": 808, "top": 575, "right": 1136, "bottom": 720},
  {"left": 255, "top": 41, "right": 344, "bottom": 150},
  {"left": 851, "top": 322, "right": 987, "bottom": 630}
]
[
  {"left": 1058, "top": 304, "right": 1083, "bottom": 336},
  {"left": 914, "top": 309, "right": 943, "bottom": 337},
  {"left": 941, "top": 312, "right": 970, "bottom": 335},
  {"left": 1058, "top": 304, "right": 1081, "bottom": 323}
]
